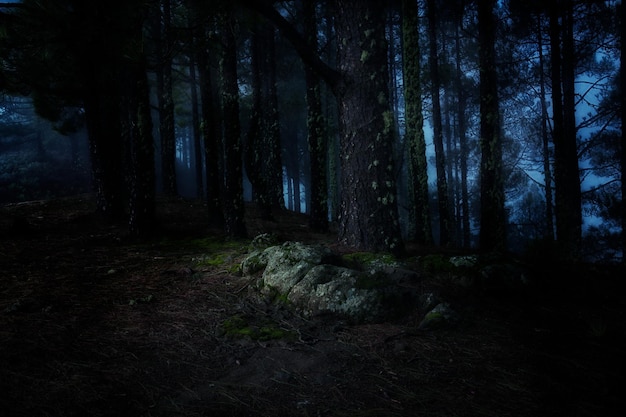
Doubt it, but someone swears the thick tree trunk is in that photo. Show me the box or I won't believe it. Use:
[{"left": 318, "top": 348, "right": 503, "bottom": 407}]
[
  {"left": 478, "top": 0, "right": 507, "bottom": 253},
  {"left": 401, "top": 0, "right": 432, "bottom": 245},
  {"left": 334, "top": 0, "right": 404, "bottom": 255},
  {"left": 219, "top": 11, "right": 247, "bottom": 238}
]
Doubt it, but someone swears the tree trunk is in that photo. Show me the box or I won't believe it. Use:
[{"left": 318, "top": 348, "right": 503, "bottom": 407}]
[
  {"left": 537, "top": 15, "right": 555, "bottom": 241},
  {"left": 188, "top": 20, "right": 204, "bottom": 200},
  {"left": 454, "top": 12, "right": 470, "bottom": 249},
  {"left": 426, "top": 0, "right": 451, "bottom": 246},
  {"left": 560, "top": 0, "right": 583, "bottom": 256},
  {"left": 549, "top": 0, "right": 581, "bottom": 259},
  {"left": 157, "top": 0, "right": 177, "bottom": 197},
  {"left": 244, "top": 22, "right": 272, "bottom": 219},
  {"left": 263, "top": 24, "right": 284, "bottom": 210},
  {"left": 125, "top": 54, "right": 156, "bottom": 238},
  {"left": 303, "top": 0, "right": 328, "bottom": 231},
  {"left": 478, "top": 0, "right": 507, "bottom": 253},
  {"left": 196, "top": 26, "right": 224, "bottom": 227},
  {"left": 334, "top": 0, "right": 404, "bottom": 255},
  {"left": 618, "top": 3, "right": 626, "bottom": 265},
  {"left": 401, "top": 0, "right": 433, "bottom": 245},
  {"left": 245, "top": 21, "right": 283, "bottom": 219},
  {"left": 219, "top": 11, "right": 247, "bottom": 238}
]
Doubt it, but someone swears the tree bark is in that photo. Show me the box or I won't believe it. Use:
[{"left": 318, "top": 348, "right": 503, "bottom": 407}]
[
  {"left": 303, "top": 0, "right": 328, "bottom": 231},
  {"left": 549, "top": 0, "right": 581, "bottom": 259},
  {"left": 334, "top": 0, "right": 404, "bottom": 255},
  {"left": 125, "top": 54, "right": 156, "bottom": 238},
  {"left": 156, "top": 0, "right": 177, "bottom": 197},
  {"left": 402, "top": 0, "right": 433, "bottom": 245},
  {"left": 478, "top": 0, "right": 507, "bottom": 253},
  {"left": 196, "top": 29, "right": 224, "bottom": 227},
  {"left": 219, "top": 11, "right": 247, "bottom": 238},
  {"left": 618, "top": 2, "right": 626, "bottom": 265},
  {"left": 537, "top": 15, "right": 555, "bottom": 241},
  {"left": 454, "top": 10, "right": 470, "bottom": 249},
  {"left": 427, "top": 0, "right": 452, "bottom": 246}
]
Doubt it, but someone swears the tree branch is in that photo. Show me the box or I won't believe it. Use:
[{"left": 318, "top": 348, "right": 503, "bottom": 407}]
[{"left": 237, "top": 0, "right": 343, "bottom": 95}]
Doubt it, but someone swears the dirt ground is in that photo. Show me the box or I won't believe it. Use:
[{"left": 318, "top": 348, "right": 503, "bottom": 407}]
[{"left": 1, "top": 195, "right": 625, "bottom": 417}]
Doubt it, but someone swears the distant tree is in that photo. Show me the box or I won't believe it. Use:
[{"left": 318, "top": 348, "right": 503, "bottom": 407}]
[
  {"left": 218, "top": 9, "right": 247, "bottom": 238},
  {"left": 453, "top": 3, "right": 472, "bottom": 249},
  {"left": 154, "top": 0, "right": 178, "bottom": 197},
  {"left": 401, "top": 0, "right": 433, "bottom": 245},
  {"left": 303, "top": 0, "right": 328, "bottom": 232},
  {"left": 619, "top": 2, "right": 626, "bottom": 265},
  {"left": 244, "top": 17, "right": 284, "bottom": 219},
  {"left": 186, "top": 10, "right": 204, "bottom": 200},
  {"left": 123, "top": 52, "right": 156, "bottom": 238},
  {"left": 478, "top": 0, "right": 507, "bottom": 253},
  {"left": 426, "top": 0, "right": 452, "bottom": 246},
  {"left": 187, "top": 0, "right": 224, "bottom": 226},
  {"left": 1, "top": 0, "right": 158, "bottom": 230}
]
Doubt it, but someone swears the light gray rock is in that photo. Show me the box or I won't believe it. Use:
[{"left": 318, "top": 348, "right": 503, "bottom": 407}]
[{"left": 240, "top": 242, "right": 416, "bottom": 323}]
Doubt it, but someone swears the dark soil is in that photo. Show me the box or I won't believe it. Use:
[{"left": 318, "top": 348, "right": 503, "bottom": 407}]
[{"left": 1, "top": 195, "right": 625, "bottom": 417}]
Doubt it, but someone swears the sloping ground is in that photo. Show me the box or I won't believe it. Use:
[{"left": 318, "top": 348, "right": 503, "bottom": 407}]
[{"left": 1, "top": 195, "right": 624, "bottom": 417}]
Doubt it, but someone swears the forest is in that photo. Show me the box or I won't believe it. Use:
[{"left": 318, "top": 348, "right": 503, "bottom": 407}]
[
  {"left": 1, "top": 0, "right": 625, "bottom": 261},
  {"left": 2, "top": 2, "right": 626, "bottom": 416}
]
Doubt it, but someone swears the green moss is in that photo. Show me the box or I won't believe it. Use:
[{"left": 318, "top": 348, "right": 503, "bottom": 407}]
[
  {"left": 419, "top": 254, "right": 454, "bottom": 273},
  {"left": 195, "top": 253, "right": 226, "bottom": 267},
  {"left": 342, "top": 252, "right": 397, "bottom": 270}
]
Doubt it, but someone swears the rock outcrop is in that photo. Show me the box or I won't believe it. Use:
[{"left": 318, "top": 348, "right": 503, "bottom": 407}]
[{"left": 241, "top": 242, "right": 417, "bottom": 323}]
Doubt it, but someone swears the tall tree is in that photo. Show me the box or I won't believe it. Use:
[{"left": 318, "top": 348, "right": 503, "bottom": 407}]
[
  {"left": 187, "top": 13, "right": 204, "bottom": 200},
  {"left": 549, "top": 0, "right": 582, "bottom": 258},
  {"left": 333, "top": 0, "right": 404, "bottom": 254},
  {"left": 478, "top": 0, "right": 506, "bottom": 253},
  {"left": 303, "top": 0, "right": 328, "bottom": 231},
  {"left": 218, "top": 9, "right": 247, "bottom": 238},
  {"left": 242, "top": 0, "right": 404, "bottom": 254},
  {"left": 453, "top": 3, "right": 471, "bottom": 248},
  {"left": 155, "top": 0, "right": 178, "bottom": 197},
  {"left": 123, "top": 53, "right": 156, "bottom": 238},
  {"left": 402, "top": 0, "right": 433, "bottom": 245},
  {"left": 619, "top": 1, "right": 626, "bottom": 265},
  {"left": 189, "top": 0, "right": 224, "bottom": 227},
  {"left": 245, "top": 19, "right": 284, "bottom": 219},
  {"left": 426, "top": 0, "right": 452, "bottom": 246}
]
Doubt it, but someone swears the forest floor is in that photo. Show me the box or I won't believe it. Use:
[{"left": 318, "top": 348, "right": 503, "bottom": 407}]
[{"left": 1, "top": 195, "right": 625, "bottom": 417}]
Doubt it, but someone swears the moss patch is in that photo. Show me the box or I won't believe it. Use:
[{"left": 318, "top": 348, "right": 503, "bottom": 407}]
[
  {"left": 342, "top": 252, "right": 397, "bottom": 271},
  {"left": 419, "top": 254, "right": 454, "bottom": 273}
]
